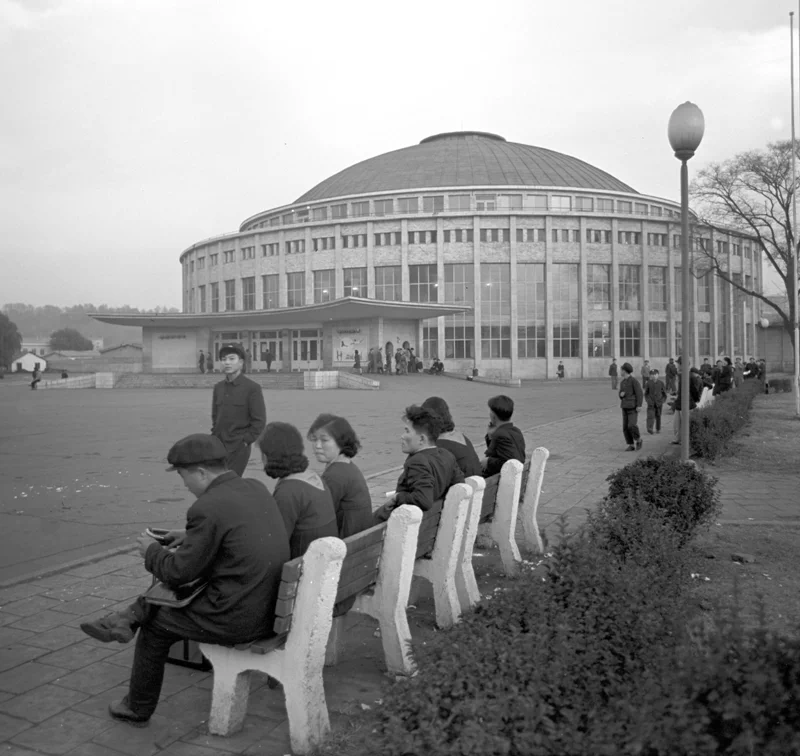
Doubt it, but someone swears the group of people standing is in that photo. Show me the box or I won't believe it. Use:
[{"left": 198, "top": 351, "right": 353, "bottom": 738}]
[
  {"left": 78, "top": 340, "right": 527, "bottom": 729},
  {"left": 355, "top": 341, "right": 423, "bottom": 375},
  {"left": 612, "top": 353, "right": 769, "bottom": 450}
]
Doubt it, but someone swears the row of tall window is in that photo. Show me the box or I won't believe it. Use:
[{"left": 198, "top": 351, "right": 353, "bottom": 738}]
[
  {"left": 244, "top": 194, "right": 680, "bottom": 230},
  {"left": 188, "top": 263, "right": 753, "bottom": 362},
  {"left": 188, "top": 225, "right": 738, "bottom": 271},
  {"left": 188, "top": 264, "right": 741, "bottom": 313}
]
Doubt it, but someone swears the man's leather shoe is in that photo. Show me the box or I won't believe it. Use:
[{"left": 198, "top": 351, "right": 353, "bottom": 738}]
[
  {"left": 80, "top": 613, "right": 135, "bottom": 644},
  {"left": 625, "top": 445, "right": 635, "bottom": 451},
  {"left": 109, "top": 698, "right": 149, "bottom": 727},
  {"left": 635, "top": 439, "right": 643, "bottom": 450}
]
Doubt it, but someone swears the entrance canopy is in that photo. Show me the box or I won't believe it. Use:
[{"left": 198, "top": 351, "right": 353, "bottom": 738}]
[{"left": 90, "top": 297, "right": 472, "bottom": 328}]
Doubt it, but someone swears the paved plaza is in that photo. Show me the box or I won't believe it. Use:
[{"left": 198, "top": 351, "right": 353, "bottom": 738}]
[{"left": 0, "top": 379, "right": 797, "bottom": 754}]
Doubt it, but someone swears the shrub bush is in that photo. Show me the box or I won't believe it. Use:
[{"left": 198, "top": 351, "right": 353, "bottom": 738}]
[
  {"left": 360, "top": 513, "right": 694, "bottom": 756},
  {"left": 690, "top": 379, "right": 760, "bottom": 460},
  {"left": 605, "top": 456, "right": 720, "bottom": 544}
]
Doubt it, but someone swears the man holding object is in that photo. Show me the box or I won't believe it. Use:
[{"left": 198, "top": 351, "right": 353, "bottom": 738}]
[{"left": 212, "top": 344, "right": 266, "bottom": 476}]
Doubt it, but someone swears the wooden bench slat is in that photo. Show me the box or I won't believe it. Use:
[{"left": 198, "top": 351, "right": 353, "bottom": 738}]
[
  {"left": 277, "top": 579, "right": 299, "bottom": 602},
  {"left": 274, "top": 595, "right": 296, "bottom": 618},
  {"left": 339, "top": 541, "right": 383, "bottom": 573},
  {"left": 280, "top": 555, "right": 304, "bottom": 583},
  {"left": 342, "top": 522, "right": 386, "bottom": 555},
  {"left": 334, "top": 556, "right": 381, "bottom": 603},
  {"left": 334, "top": 570, "right": 383, "bottom": 604},
  {"left": 273, "top": 615, "right": 292, "bottom": 636}
]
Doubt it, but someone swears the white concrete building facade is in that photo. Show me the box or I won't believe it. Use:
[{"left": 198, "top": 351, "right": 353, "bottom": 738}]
[{"left": 95, "top": 131, "right": 762, "bottom": 378}]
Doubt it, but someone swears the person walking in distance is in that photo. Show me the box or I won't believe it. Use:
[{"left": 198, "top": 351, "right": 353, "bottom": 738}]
[
  {"left": 264, "top": 348, "right": 273, "bottom": 373},
  {"left": 640, "top": 360, "right": 650, "bottom": 384},
  {"left": 619, "top": 362, "right": 643, "bottom": 451},
  {"left": 608, "top": 358, "right": 618, "bottom": 390},
  {"left": 30, "top": 366, "right": 42, "bottom": 390},
  {"left": 665, "top": 357, "right": 678, "bottom": 394},
  {"left": 557, "top": 361, "right": 565, "bottom": 382},
  {"left": 211, "top": 344, "right": 266, "bottom": 476},
  {"left": 198, "top": 350, "right": 206, "bottom": 375},
  {"left": 644, "top": 368, "right": 667, "bottom": 435}
]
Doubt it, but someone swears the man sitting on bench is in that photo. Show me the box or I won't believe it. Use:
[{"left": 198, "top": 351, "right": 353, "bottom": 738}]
[
  {"left": 79, "top": 434, "right": 290, "bottom": 728},
  {"left": 373, "top": 404, "right": 464, "bottom": 522},
  {"left": 481, "top": 395, "right": 526, "bottom": 511}
]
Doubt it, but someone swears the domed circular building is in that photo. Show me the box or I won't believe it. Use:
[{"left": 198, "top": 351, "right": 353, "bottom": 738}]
[{"left": 95, "top": 131, "right": 762, "bottom": 377}]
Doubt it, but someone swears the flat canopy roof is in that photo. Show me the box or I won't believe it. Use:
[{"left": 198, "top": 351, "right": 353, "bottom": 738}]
[{"left": 90, "top": 297, "right": 472, "bottom": 328}]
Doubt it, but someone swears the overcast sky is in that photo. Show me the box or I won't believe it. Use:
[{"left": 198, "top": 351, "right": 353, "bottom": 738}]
[{"left": 0, "top": 0, "right": 790, "bottom": 309}]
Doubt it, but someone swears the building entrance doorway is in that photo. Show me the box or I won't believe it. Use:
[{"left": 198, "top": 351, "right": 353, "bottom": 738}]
[
  {"left": 253, "top": 331, "right": 282, "bottom": 371},
  {"left": 291, "top": 329, "right": 323, "bottom": 371}
]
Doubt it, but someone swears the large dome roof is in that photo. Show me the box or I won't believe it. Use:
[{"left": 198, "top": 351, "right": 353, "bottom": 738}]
[{"left": 294, "top": 131, "right": 637, "bottom": 204}]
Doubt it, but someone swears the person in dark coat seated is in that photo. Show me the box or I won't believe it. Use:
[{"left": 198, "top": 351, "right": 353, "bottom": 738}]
[
  {"left": 481, "top": 394, "right": 527, "bottom": 509},
  {"left": 307, "top": 413, "right": 373, "bottom": 539},
  {"left": 259, "top": 422, "right": 338, "bottom": 560},
  {"left": 421, "top": 396, "right": 482, "bottom": 478},
  {"left": 373, "top": 405, "right": 464, "bottom": 522},
  {"left": 79, "top": 434, "right": 290, "bottom": 728}
]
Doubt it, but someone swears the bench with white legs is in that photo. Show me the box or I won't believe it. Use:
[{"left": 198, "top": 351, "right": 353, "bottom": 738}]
[
  {"left": 410, "top": 482, "right": 473, "bottom": 629},
  {"left": 456, "top": 448, "right": 550, "bottom": 611},
  {"left": 324, "top": 504, "right": 422, "bottom": 674},
  {"left": 199, "top": 504, "right": 423, "bottom": 753}
]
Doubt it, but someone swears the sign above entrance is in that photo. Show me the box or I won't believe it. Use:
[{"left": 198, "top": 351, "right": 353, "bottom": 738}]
[{"left": 336, "top": 328, "right": 362, "bottom": 334}]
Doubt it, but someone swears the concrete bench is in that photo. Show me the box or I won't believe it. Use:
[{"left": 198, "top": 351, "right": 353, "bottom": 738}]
[
  {"left": 324, "top": 504, "right": 422, "bottom": 674},
  {"left": 199, "top": 504, "right": 422, "bottom": 753},
  {"left": 456, "top": 448, "right": 550, "bottom": 610},
  {"left": 407, "top": 482, "right": 473, "bottom": 629}
]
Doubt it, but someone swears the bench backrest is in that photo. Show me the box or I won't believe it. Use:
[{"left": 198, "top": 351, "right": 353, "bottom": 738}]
[
  {"left": 414, "top": 499, "right": 444, "bottom": 559},
  {"left": 272, "top": 521, "right": 389, "bottom": 635}
]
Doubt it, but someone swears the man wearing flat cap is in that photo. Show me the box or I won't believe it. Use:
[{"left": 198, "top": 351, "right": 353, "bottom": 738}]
[
  {"left": 79, "top": 433, "right": 290, "bottom": 727},
  {"left": 212, "top": 344, "right": 266, "bottom": 476}
]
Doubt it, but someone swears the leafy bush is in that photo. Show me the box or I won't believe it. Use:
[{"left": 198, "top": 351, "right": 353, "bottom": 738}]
[
  {"left": 605, "top": 457, "right": 720, "bottom": 544},
  {"left": 358, "top": 515, "right": 694, "bottom": 756},
  {"left": 690, "top": 379, "right": 760, "bottom": 460}
]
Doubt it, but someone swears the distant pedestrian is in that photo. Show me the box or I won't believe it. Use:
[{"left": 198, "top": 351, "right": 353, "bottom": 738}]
[
  {"left": 557, "top": 361, "right": 565, "bottom": 381},
  {"left": 30, "top": 367, "right": 41, "bottom": 390},
  {"left": 665, "top": 358, "right": 678, "bottom": 393},
  {"left": 353, "top": 350, "right": 362, "bottom": 374},
  {"left": 211, "top": 344, "right": 267, "bottom": 476},
  {"left": 244, "top": 348, "right": 252, "bottom": 374},
  {"left": 385, "top": 341, "right": 394, "bottom": 375},
  {"left": 618, "top": 362, "right": 643, "bottom": 451},
  {"left": 733, "top": 358, "right": 744, "bottom": 387},
  {"left": 198, "top": 350, "right": 206, "bottom": 374},
  {"left": 265, "top": 349, "right": 273, "bottom": 373},
  {"left": 644, "top": 369, "right": 667, "bottom": 434},
  {"left": 609, "top": 358, "right": 618, "bottom": 390},
  {"left": 640, "top": 360, "right": 650, "bottom": 383},
  {"left": 61, "top": 370, "right": 69, "bottom": 380}
]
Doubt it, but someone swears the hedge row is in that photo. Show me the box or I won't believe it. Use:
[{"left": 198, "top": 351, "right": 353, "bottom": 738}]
[
  {"left": 689, "top": 379, "right": 761, "bottom": 460},
  {"left": 341, "top": 458, "right": 800, "bottom": 756}
]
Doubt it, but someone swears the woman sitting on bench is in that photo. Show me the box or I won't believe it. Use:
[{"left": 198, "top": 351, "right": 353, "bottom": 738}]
[
  {"left": 421, "top": 396, "right": 482, "bottom": 478},
  {"left": 307, "top": 414, "right": 373, "bottom": 539},
  {"left": 259, "top": 422, "right": 338, "bottom": 559}
]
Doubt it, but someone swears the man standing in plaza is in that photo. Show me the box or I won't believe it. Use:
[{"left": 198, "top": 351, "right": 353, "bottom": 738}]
[
  {"left": 198, "top": 350, "right": 205, "bottom": 374},
  {"left": 665, "top": 357, "right": 678, "bottom": 394},
  {"left": 618, "top": 362, "right": 643, "bottom": 451},
  {"left": 608, "top": 358, "right": 618, "bottom": 390},
  {"left": 212, "top": 344, "right": 266, "bottom": 476},
  {"left": 264, "top": 348, "right": 273, "bottom": 373}
]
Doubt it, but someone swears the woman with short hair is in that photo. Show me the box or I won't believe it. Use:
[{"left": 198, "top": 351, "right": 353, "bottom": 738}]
[
  {"left": 259, "top": 422, "right": 337, "bottom": 559},
  {"left": 307, "top": 414, "right": 373, "bottom": 538}
]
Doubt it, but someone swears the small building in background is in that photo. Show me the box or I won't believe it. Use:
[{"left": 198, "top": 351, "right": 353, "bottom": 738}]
[
  {"left": 20, "top": 339, "right": 50, "bottom": 356},
  {"left": 11, "top": 353, "right": 48, "bottom": 373}
]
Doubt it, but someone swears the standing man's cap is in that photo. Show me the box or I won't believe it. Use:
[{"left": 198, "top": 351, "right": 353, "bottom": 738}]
[
  {"left": 166, "top": 434, "right": 227, "bottom": 471},
  {"left": 219, "top": 344, "right": 245, "bottom": 360}
]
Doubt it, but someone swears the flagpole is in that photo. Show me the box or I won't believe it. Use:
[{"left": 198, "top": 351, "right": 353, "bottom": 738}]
[
  {"left": 794, "top": 10, "right": 800, "bottom": 416},
  {"left": 789, "top": 0, "right": 800, "bottom": 418}
]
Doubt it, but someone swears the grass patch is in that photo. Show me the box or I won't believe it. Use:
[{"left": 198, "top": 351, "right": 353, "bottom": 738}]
[
  {"left": 691, "top": 524, "right": 800, "bottom": 637},
  {"left": 717, "top": 390, "right": 800, "bottom": 473}
]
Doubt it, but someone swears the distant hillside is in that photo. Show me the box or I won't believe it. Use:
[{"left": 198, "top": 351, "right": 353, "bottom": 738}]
[{"left": 1, "top": 303, "right": 180, "bottom": 347}]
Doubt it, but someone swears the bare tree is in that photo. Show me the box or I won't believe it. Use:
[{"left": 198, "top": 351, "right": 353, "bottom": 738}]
[{"left": 690, "top": 140, "right": 799, "bottom": 347}]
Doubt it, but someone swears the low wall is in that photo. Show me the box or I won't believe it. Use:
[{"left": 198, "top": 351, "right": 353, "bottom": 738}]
[
  {"left": 303, "top": 371, "right": 380, "bottom": 390},
  {"left": 37, "top": 375, "right": 96, "bottom": 390},
  {"left": 444, "top": 370, "right": 522, "bottom": 388}
]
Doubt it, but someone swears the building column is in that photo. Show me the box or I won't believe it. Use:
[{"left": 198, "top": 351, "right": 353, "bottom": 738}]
[
  {"left": 305, "top": 226, "right": 314, "bottom": 305},
  {"left": 278, "top": 231, "right": 287, "bottom": 308},
  {"left": 578, "top": 217, "right": 588, "bottom": 378},
  {"left": 610, "top": 219, "right": 620, "bottom": 362},
  {"left": 509, "top": 215, "right": 519, "bottom": 378},
  {"left": 366, "top": 221, "right": 375, "bottom": 298},
  {"left": 334, "top": 224, "right": 343, "bottom": 298},
  {"left": 436, "top": 217, "right": 445, "bottom": 364},
  {"left": 640, "top": 220, "right": 650, "bottom": 365},
  {"left": 666, "top": 223, "right": 676, "bottom": 357},
  {"left": 544, "top": 215, "right": 554, "bottom": 377},
  {"left": 473, "top": 216, "right": 482, "bottom": 372},
  {"left": 401, "top": 219, "right": 409, "bottom": 301}
]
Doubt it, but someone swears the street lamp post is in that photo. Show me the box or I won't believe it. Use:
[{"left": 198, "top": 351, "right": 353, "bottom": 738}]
[{"left": 668, "top": 102, "right": 705, "bottom": 463}]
